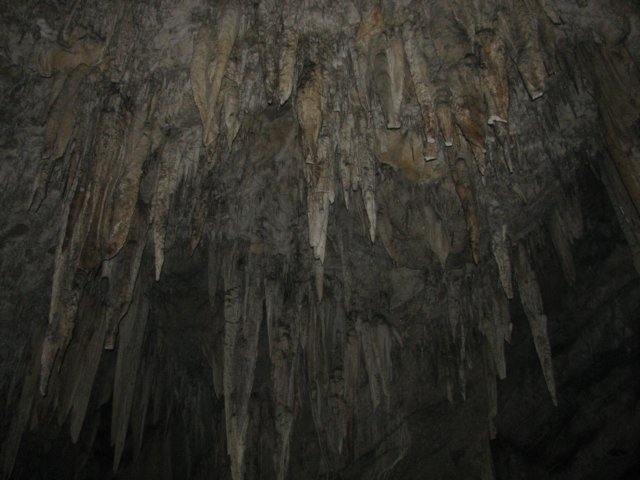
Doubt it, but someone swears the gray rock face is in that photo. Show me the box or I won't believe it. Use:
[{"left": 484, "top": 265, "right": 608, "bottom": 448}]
[{"left": 0, "top": 1, "right": 639, "bottom": 479}]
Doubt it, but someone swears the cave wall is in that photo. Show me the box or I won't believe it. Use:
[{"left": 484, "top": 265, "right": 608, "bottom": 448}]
[{"left": 0, "top": 0, "right": 639, "bottom": 479}]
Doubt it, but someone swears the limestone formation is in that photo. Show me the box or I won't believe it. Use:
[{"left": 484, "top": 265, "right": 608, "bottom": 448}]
[{"left": 1, "top": 1, "right": 639, "bottom": 479}]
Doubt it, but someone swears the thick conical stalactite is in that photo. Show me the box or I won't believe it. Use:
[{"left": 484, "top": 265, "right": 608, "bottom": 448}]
[
  {"left": 277, "top": 0, "right": 299, "bottom": 106},
  {"left": 356, "top": 318, "right": 396, "bottom": 411},
  {"left": 39, "top": 175, "right": 94, "bottom": 395},
  {"left": 478, "top": 29, "right": 509, "bottom": 126},
  {"left": 424, "top": 204, "right": 450, "bottom": 268},
  {"left": 78, "top": 89, "right": 130, "bottom": 268},
  {"left": 305, "top": 134, "right": 335, "bottom": 265},
  {"left": 512, "top": 0, "right": 550, "bottom": 100},
  {"left": 151, "top": 118, "right": 201, "bottom": 281},
  {"left": 102, "top": 84, "right": 156, "bottom": 260},
  {"left": 298, "top": 64, "right": 336, "bottom": 271},
  {"left": 548, "top": 196, "right": 583, "bottom": 285},
  {"left": 514, "top": 244, "right": 557, "bottom": 405},
  {"left": 103, "top": 203, "right": 151, "bottom": 350},
  {"left": 491, "top": 224, "right": 514, "bottom": 299},
  {"left": 111, "top": 276, "right": 150, "bottom": 472},
  {"left": 265, "top": 277, "right": 301, "bottom": 480},
  {"left": 222, "top": 246, "right": 263, "bottom": 480},
  {"left": 477, "top": 282, "right": 512, "bottom": 381},
  {"left": 31, "top": 65, "right": 90, "bottom": 209},
  {"left": 450, "top": 156, "right": 481, "bottom": 264},
  {"left": 190, "top": 4, "right": 241, "bottom": 150},
  {"left": 53, "top": 284, "right": 109, "bottom": 444},
  {"left": 380, "top": 34, "right": 405, "bottom": 130},
  {"left": 402, "top": 22, "right": 437, "bottom": 153},
  {"left": 353, "top": 9, "right": 384, "bottom": 111}
]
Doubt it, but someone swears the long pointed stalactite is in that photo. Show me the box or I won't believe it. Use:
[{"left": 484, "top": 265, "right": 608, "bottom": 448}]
[{"left": 1, "top": 1, "right": 639, "bottom": 479}]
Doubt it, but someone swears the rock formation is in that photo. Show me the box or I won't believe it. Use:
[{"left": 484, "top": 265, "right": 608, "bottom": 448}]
[{"left": 0, "top": 0, "right": 639, "bottom": 479}]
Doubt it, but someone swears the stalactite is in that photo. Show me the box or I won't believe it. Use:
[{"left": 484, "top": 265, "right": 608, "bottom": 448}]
[
  {"left": 296, "top": 63, "right": 323, "bottom": 162},
  {"left": 402, "top": 23, "right": 437, "bottom": 148},
  {"left": 478, "top": 284, "right": 512, "bottom": 381},
  {"left": 314, "top": 259, "right": 324, "bottom": 302},
  {"left": 436, "top": 101, "right": 455, "bottom": 147},
  {"left": 450, "top": 156, "right": 480, "bottom": 264},
  {"left": 78, "top": 90, "right": 128, "bottom": 269},
  {"left": 337, "top": 112, "right": 355, "bottom": 209},
  {"left": 40, "top": 174, "right": 94, "bottom": 395},
  {"left": 305, "top": 300, "right": 333, "bottom": 461},
  {"left": 31, "top": 65, "right": 90, "bottom": 208},
  {"left": 264, "top": 277, "right": 301, "bottom": 480},
  {"left": 190, "top": 4, "right": 241, "bottom": 149},
  {"left": 447, "top": 274, "right": 463, "bottom": 340},
  {"left": 277, "top": 3, "right": 299, "bottom": 106},
  {"left": 358, "top": 137, "right": 378, "bottom": 243},
  {"left": 222, "top": 247, "right": 263, "bottom": 480},
  {"left": 548, "top": 208, "right": 576, "bottom": 285},
  {"left": 130, "top": 353, "right": 155, "bottom": 457},
  {"left": 3, "top": 2, "right": 639, "bottom": 478},
  {"left": 111, "top": 280, "right": 150, "bottom": 472},
  {"left": 240, "top": 47, "right": 265, "bottom": 117},
  {"left": 258, "top": 0, "right": 279, "bottom": 103},
  {"left": 103, "top": 204, "right": 150, "bottom": 350},
  {"left": 356, "top": 318, "right": 395, "bottom": 411},
  {"left": 223, "top": 55, "right": 242, "bottom": 149},
  {"left": 364, "top": 188, "right": 377, "bottom": 244},
  {"left": 512, "top": 0, "right": 549, "bottom": 100},
  {"left": 353, "top": 9, "right": 384, "bottom": 110},
  {"left": 103, "top": 84, "right": 155, "bottom": 259},
  {"left": 514, "top": 244, "right": 557, "bottom": 405},
  {"left": 66, "top": 316, "right": 107, "bottom": 443},
  {"left": 424, "top": 204, "right": 450, "bottom": 267},
  {"left": 478, "top": 30, "right": 509, "bottom": 125},
  {"left": 483, "top": 343, "right": 499, "bottom": 439},
  {"left": 152, "top": 127, "right": 199, "bottom": 281},
  {"left": 492, "top": 121, "right": 516, "bottom": 173},
  {"left": 452, "top": 71, "right": 488, "bottom": 174},
  {"left": 381, "top": 34, "right": 405, "bottom": 129},
  {"left": 491, "top": 224, "right": 514, "bottom": 299},
  {"left": 298, "top": 65, "right": 335, "bottom": 267},
  {"left": 343, "top": 324, "right": 360, "bottom": 456}
]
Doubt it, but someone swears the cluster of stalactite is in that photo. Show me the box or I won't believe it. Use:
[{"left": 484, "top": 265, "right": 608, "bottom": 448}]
[{"left": 1, "top": 0, "right": 639, "bottom": 479}]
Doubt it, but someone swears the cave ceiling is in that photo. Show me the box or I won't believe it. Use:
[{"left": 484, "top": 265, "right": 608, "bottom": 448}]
[{"left": 0, "top": 0, "right": 639, "bottom": 479}]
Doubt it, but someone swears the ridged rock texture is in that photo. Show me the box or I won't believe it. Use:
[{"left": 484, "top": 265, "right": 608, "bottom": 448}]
[{"left": 1, "top": 1, "right": 639, "bottom": 479}]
